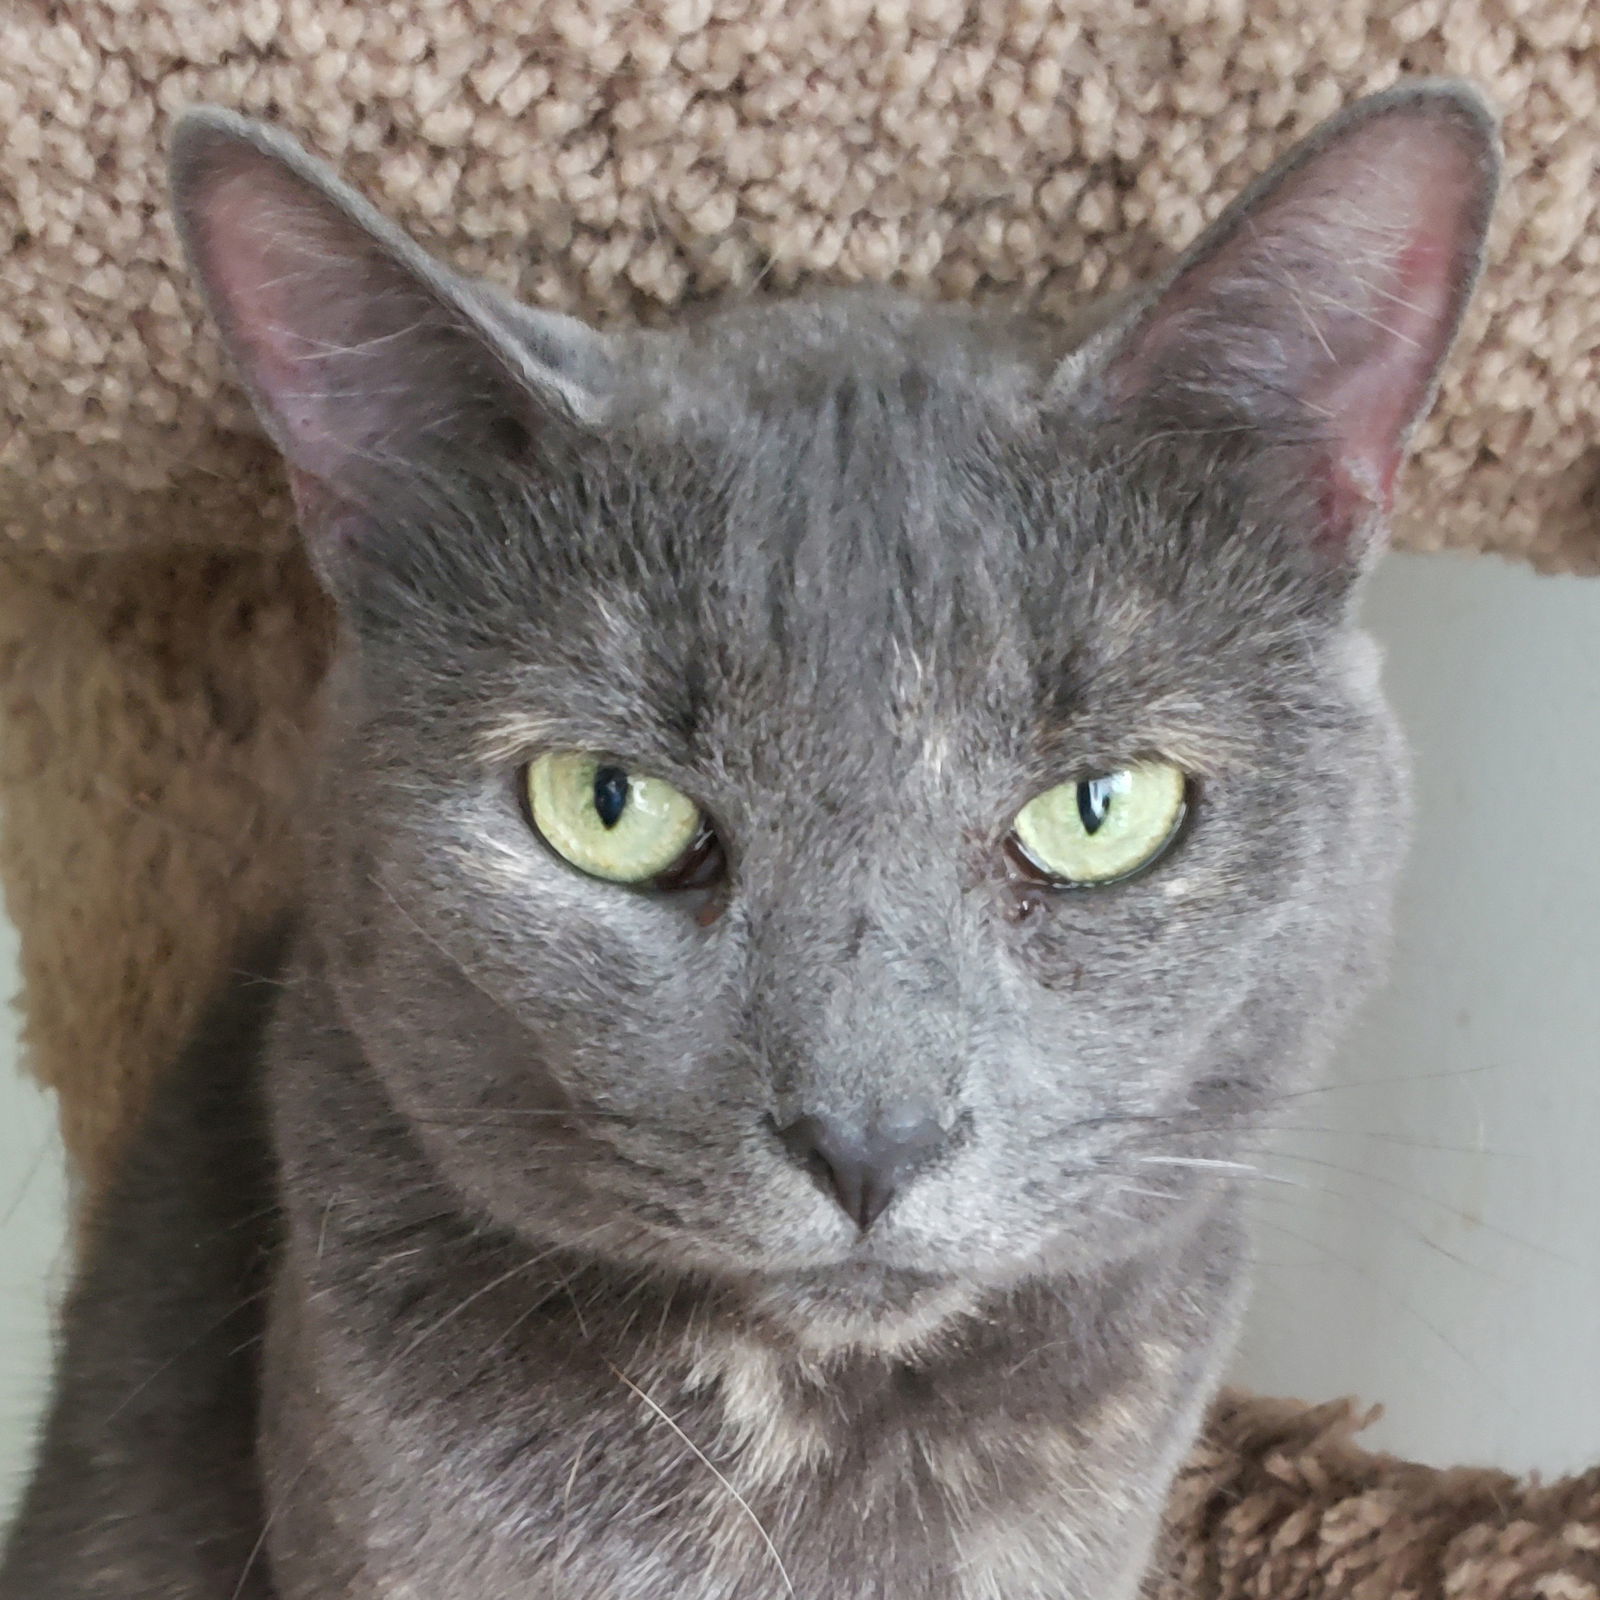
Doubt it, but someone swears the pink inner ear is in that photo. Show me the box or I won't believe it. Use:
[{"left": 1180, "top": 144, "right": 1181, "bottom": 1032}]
[
  {"left": 196, "top": 169, "right": 311, "bottom": 380},
  {"left": 190, "top": 161, "right": 385, "bottom": 482},
  {"left": 1312, "top": 148, "right": 1483, "bottom": 523},
  {"left": 1108, "top": 102, "right": 1490, "bottom": 548}
]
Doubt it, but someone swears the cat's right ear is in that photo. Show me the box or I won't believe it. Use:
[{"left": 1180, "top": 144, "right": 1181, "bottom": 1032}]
[
  {"left": 169, "top": 109, "right": 610, "bottom": 554},
  {"left": 1066, "top": 82, "right": 1499, "bottom": 565}
]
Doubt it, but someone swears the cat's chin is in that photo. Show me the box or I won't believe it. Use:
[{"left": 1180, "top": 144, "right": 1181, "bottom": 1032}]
[{"left": 745, "top": 1259, "right": 989, "bottom": 1359}]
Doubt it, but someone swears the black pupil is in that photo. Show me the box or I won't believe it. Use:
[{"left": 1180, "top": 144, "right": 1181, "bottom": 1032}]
[
  {"left": 1077, "top": 777, "right": 1116, "bottom": 835},
  {"left": 593, "top": 766, "right": 630, "bottom": 829}
]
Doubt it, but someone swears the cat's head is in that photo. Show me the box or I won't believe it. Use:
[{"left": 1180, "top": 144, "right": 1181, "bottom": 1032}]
[{"left": 172, "top": 86, "right": 1497, "bottom": 1352}]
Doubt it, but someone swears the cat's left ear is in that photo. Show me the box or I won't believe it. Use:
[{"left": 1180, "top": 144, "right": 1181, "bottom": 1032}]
[
  {"left": 1075, "top": 82, "right": 1500, "bottom": 556},
  {"left": 170, "top": 108, "right": 611, "bottom": 548}
]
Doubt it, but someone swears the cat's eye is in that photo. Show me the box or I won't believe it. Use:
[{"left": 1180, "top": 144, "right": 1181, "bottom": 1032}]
[
  {"left": 524, "top": 752, "right": 710, "bottom": 886},
  {"left": 1009, "top": 762, "right": 1188, "bottom": 887}
]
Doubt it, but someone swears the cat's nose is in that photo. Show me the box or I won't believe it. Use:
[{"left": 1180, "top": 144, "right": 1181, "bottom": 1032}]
[{"left": 776, "top": 1107, "right": 950, "bottom": 1232}]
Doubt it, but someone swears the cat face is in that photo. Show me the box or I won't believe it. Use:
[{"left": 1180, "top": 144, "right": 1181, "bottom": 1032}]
[{"left": 172, "top": 88, "right": 1497, "bottom": 1349}]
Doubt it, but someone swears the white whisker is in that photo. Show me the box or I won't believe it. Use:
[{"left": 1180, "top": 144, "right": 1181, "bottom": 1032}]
[{"left": 605, "top": 1360, "right": 796, "bottom": 1598}]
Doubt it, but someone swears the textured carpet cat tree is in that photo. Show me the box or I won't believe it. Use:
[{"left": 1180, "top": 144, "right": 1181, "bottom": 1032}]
[{"left": 2, "top": 3, "right": 1598, "bottom": 1595}]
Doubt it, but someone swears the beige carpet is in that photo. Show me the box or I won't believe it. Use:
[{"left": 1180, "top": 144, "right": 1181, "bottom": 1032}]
[{"left": 3, "top": 1, "right": 1599, "bottom": 570}]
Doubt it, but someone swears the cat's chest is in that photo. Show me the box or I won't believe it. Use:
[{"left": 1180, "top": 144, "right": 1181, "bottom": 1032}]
[
  {"left": 308, "top": 1433, "right": 1118, "bottom": 1600},
  {"left": 267, "top": 1316, "right": 1159, "bottom": 1600}
]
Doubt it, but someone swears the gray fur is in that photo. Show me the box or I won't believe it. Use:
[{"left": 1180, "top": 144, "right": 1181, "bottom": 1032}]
[{"left": 2, "top": 83, "right": 1498, "bottom": 1600}]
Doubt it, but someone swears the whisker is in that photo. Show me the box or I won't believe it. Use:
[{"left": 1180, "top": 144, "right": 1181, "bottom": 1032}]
[
  {"left": 1264, "top": 1064, "right": 1498, "bottom": 1100},
  {"left": 404, "top": 1106, "right": 624, "bottom": 1117},
  {"left": 393, "top": 1249, "right": 564, "bottom": 1364},
  {"left": 405, "top": 1107, "right": 631, "bottom": 1125},
  {"left": 1247, "top": 1204, "right": 1510, "bottom": 1403},
  {"left": 105, "top": 1289, "right": 268, "bottom": 1423},
  {"left": 1086, "top": 1103, "right": 1515, "bottom": 1162},
  {"left": 370, "top": 872, "right": 534, "bottom": 1030},
  {"left": 1135, "top": 1156, "right": 1261, "bottom": 1176},
  {"left": 1125, "top": 1150, "right": 1534, "bottom": 1279},
  {"left": 230, "top": 1474, "right": 295, "bottom": 1600},
  {"left": 1231, "top": 1145, "right": 1572, "bottom": 1265},
  {"left": 604, "top": 1359, "right": 797, "bottom": 1599},
  {"left": 1134, "top": 1156, "right": 1308, "bottom": 1191},
  {"left": 1245, "top": 1171, "right": 1503, "bottom": 1281}
]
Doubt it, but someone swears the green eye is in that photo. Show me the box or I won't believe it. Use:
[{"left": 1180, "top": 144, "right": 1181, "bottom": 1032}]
[
  {"left": 1011, "top": 762, "right": 1187, "bottom": 886},
  {"left": 525, "top": 752, "right": 705, "bottom": 884}
]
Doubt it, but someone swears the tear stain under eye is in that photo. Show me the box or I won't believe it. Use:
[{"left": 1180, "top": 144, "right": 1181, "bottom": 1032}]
[{"left": 1007, "top": 887, "right": 1045, "bottom": 925}]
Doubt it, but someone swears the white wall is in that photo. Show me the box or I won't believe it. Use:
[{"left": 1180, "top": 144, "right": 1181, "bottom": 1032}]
[
  {"left": 0, "top": 883, "right": 69, "bottom": 1533},
  {"left": 0, "top": 549, "right": 1596, "bottom": 1538},
  {"left": 1231, "top": 549, "right": 1600, "bottom": 1475}
]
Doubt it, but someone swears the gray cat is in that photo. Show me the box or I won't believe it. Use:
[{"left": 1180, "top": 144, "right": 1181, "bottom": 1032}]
[{"left": 1, "top": 81, "right": 1499, "bottom": 1600}]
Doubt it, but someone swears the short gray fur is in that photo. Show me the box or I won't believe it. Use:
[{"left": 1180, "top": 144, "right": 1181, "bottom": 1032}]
[{"left": 1, "top": 82, "right": 1499, "bottom": 1600}]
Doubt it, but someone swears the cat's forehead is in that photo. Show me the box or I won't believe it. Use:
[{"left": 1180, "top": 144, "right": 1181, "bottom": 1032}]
[
  {"left": 385, "top": 293, "right": 1335, "bottom": 784},
  {"left": 613, "top": 289, "right": 1060, "bottom": 430},
  {"left": 601, "top": 294, "right": 1086, "bottom": 640},
  {"left": 481, "top": 434, "right": 1304, "bottom": 795},
  {"left": 604, "top": 302, "right": 1074, "bottom": 720},
  {"left": 589, "top": 303, "right": 1263, "bottom": 692}
]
